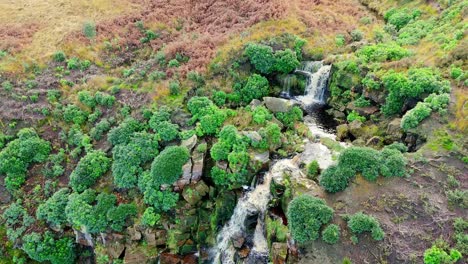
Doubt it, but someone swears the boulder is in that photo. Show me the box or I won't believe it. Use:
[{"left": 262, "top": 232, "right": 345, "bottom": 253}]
[
  {"left": 232, "top": 234, "right": 245, "bottom": 249},
  {"left": 242, "top": 131, "right": 262, "bottom": 144},
  {"left": 365, "top": 89, "right": 386, "bottom": 105},
  {"left": 346, "top": 102, "right": 378, "bottom": 116},
  {"left": 124, "top": 246, "right": 152, "bottom": 264},
  {"left": 182, "top": 180, "right": 209, "bottom": 205},
  {"left": 250, "top": 151, "right": 270, "bottom": 171},
  {"left": 348, "top": 120, "right": 364, "bottom": 139},
  {"left": 191, "top": 149, "right": 204, "bottom": 183},
  {"left": 386, "top": 118, "right": 403, "bottom": 141},
  {"left": 336, "top": 124, "right": 349, "bottom": 141},
  {"left": 176, "top": 159, "right": 193, "bottom": 190},
  {"left": 271, "top": 242, "right": 288, "bottom": 264},
  {"left": 263, "top": 97, "right": 293, "bottom": 113},
  {"left": 143, "top": 229, "right": 157, "bottom": 246},
  {"left": 181, "top": 135, "right": 198, "bottom": 151},
  {"left": 249, "top": 99, "right": 263, "bottom": 108},
  {"left": 127, "top": 226, "right": 142, "bottom": 241}
]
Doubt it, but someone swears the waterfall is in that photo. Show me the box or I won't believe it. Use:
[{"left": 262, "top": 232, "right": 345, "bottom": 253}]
[
  {"left": 279, "top": 74, "right": 296, "bottom": 99},
  {"left": 295, "top": 61, "right": 332, "bottom": 105},
  {"left": 211, "top": 61, "right": 336, "bottom": 264},
  {"left": 211, "top": 159, "right": 306, "bottom": 264}
]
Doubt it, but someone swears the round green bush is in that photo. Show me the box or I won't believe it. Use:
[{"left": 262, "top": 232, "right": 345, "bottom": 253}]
[
  {"left": 287, "top": 195, "right": 334, "bottom": 244},
  {"left": 150, "top": 146, "right": 190, "bottom": 186},
  {"left": 319, "top": 165, "right": 355, "bottom": 193},
  {"left": 347, "top": 212, "right": 384, "bottom": 241},
  {"left": 322, "top": 224, "right": 341, "bottom": 244},
  {"left": 69, "top": 150, "right": 111, "bottom": 192},
  {"left": 238, "top": 74, "right": 270, "bottom": 104}
]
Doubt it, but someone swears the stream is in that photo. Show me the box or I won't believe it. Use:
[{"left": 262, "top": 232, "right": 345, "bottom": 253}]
[{"left": 212, "top": 61, "right": 338, "bottom": 264}]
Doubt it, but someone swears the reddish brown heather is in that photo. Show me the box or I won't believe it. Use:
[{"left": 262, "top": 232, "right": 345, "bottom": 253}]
[{"left": 0, "top": 23, "right": 40, "bottom": 53}]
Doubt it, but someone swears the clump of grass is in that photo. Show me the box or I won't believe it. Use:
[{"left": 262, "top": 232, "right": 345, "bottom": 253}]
[{"left": 83, "top": 22, "right": 96, "bottom": 39}]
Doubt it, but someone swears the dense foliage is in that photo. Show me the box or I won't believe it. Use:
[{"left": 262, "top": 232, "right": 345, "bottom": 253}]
[
  {"left": 36, "top": 188, "right": 70, "bottom": 228},
  {"left": 0, "top": 128, "right": 51, "bottom": 191},
  {"left": 22, "top": 232, "right": 76, "bottom": 264},
  {"left": 347, "top": 212, "right": 385, "bottom": 241},
  {"left": 320, "top": 146, "right": 407, "bottom": 192},
  {"left": 287, "top": 195, "right": 334, "bottom": 244},
  {"left": 69, "top": 150, "right": 111, "bottom": 192},
  {"left": 150, "top": 146, "right": 190, "bottom": 186},
  {"left": 322, "top": 224, "right": 341, "bottom": 244}
]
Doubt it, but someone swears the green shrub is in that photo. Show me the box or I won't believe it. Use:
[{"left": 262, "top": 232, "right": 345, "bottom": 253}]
[
  {"left": 188, "top": 97, "right": 227, "bottom": 135},
  {"left": 322, "top": 224, "right": 341, "bottom": 244},
  {"left": 168, "top": 59, "right": 180, "bottom": 68},
  {"left": 287, "top": 195, "right": 334, "bottom": 244},
  {"left": 319, "top": 165, "right": 355, "bottom": 193},
  {"left": 187, "top": 71, "right": 205, "bottom": 88},
  {"left": 423, "top": 245, "right": 462, "bottom": 264},
  {"left": 90, "top": 119, "right": 111, "bottom": 141},
  {"left": 52, "top": 51, "right": 66, "bottom": 62},
  {"left": 155, "top": 121, "right": 179, "bottom": 142},
  {"left": 213, "top": 91, "right": 227, "bottom": 106},
  {"left": 384, "top": 8, "right": 421, "bottom": 30},
  {"left": 169, "top": 81, "right": 180, "bottom": 95},
  {"left": 150, "top": 146, "right": 190, "bottom": 186},
  {"left": 347, "top": 111, "right": 366, "bottom": 123},
  {"left": 244, "top": 43, "right": 276, "bottom": 74},
  {"left": 401, "top": 102, "right": 432, "bottom": 131},
  {"left": 22, "top": 232, "right": 76, "bottom": 264},
  {"left": 347, "top": 212, "right": 384, "bottom": 241},
  {"left": 141, "top": 207, "right": 161, "bottom": 227},
  {"left": 357, "top": 43, "right": 410, "bottom": 62},
  {"left": 2, "top": 81, "right": 13, "bottom": 92},
  {"left": 140, "top": 30, "right": 159, "bottom": 43},
  {"left": 78, "top": 90, "right": 96, "bottom": 108},
  {"left": 335, "top": 34, "right": 346, "bottom": 47},
  {"left": 94, "top": 92, "right": 115, "bottom": 107},
  {"left": 307, "top": 160, "right": 320, "bottom": 179},
  {"left": 275, "top": 106, "right": 303, "bottom": 128},
  {"left": 107, "top": 204, "right": 137, "bottom": 231},
  {"left": 63, "top": 104, "right": 88, "bottom": 125},
  {"left": 143, "top": 189, "right": 179, "bottom": 212},
  {"left": 350, "top": 29, "right": 363, "bottom": 41},
  {"left": 83, "top": 22, "right": 96, "bottom": 39},
  {"left": 149, "top": 70, "right": 167, "bottom": 82},
  {"left": 450, "top": 66, "right": 463, "bottom": 80},
  {"left": 0, "top": 128, "right": 51, "bottom": 191},
  {"left": 112, "top": 132, "right": 159, "bottom": 188},
  {"left": 69, "top": 150, "right": 111, "bottom": 192},
  {"left": 398, "top": 19, "right": 435, "bottom": 45},
  {"left": 447, "top": 189, "right": 468, "bottom": 209},
  {"left": 424, "top": 93, "right": 450, "bottom": 113},
  {"left": 36, "top": 188, "right": 70, "bottom": 228},
  {"left": 320, "top": 146, "right": 406, "bottom": 192},
  {"left": 354, "top": 96, "right": 371, "bottom": 107},
  {"left": 238, "top": 74, "right": 270, "bottom": 104},
  {"left": 256, "top": 122, "right": 282, "bottom": 151},
  {"left": 274, "top": 49, "right": 300, "bottom": 74},
  {"left": 108, "top": 118, "right": 143, "bottom": 145},
  {"left": 252, "top": 106, "right": 273, "bottom": 125}
]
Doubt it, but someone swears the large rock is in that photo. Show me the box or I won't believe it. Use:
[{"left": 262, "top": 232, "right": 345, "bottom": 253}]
[
  {"left": 74, "top": 229, "right": 93, "bottom": 247},
  {"left": 250, "top": 151, "right": 270, "bottom": 171},
  {"left": 191, "top": 146, "right": 205, "bottom": 183},
  {"left": 181, "top": 135, "right": 197, "bottom": 151},
  {"left": 182, "top": 180, "right": 209, "bottom": 205},
  {"left": 242, "top": 131, "right": 262, "bottom": 144},
  {"left": 366, "top": 136, "right": 383, "bottom": 147},
  {"left": 249, "top": 99, "right": 263, "bottom": 108},
  {"left": 336, "top": 124, "right": 349, "bottom": 141},
  {"left": 159, "top": 253, "right": 181, "bottom": 264},
  {"left": 348, "top": 120, "right": 364, "bottom": 139},
  {"left": 127, "top": 226, "right": 142, "bottom": 241},
  {"left": 386, "top": 118, "right": 403, "bottom": 141},
  {"left": 263, "top": 97, "right": 293, "bottom": 113}
]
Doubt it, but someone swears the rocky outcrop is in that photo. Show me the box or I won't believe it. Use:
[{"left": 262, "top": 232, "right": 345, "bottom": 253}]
[
  {"left": 263, "top": 97, "right": 294, "bottom": 113},
  {"left": 336, "top": 124, "right": 349, "bottom": 141},
  {"left": 175, "top": 139, "right": 207, "bottom": 190},
  {"left": 182, "top": 180, "right": 209, "bottom": 205},
  {"left": 386, "top": 118, "right": 403, "bottom": 141}
]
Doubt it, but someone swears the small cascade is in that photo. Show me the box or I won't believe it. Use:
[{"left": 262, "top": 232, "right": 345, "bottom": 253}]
[
  {"left": 295, "top": 61, "right": 332, "bottom": 105},
  {"left": 279, "top": 74, "right": 296, "bottom": 98}
]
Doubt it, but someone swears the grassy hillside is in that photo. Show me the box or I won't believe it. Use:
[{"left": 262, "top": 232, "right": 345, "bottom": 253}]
[{"left": 0, "top": 0, "right": 466, "bottom": 263}]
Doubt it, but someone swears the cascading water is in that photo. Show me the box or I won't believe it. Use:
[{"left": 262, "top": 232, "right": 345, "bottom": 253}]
[
  {"left": 211, "top": 61, "right": 337, "bottom": 264},
  {"left": 294, "top": 61, "right": 332, "bottom": 105}
]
